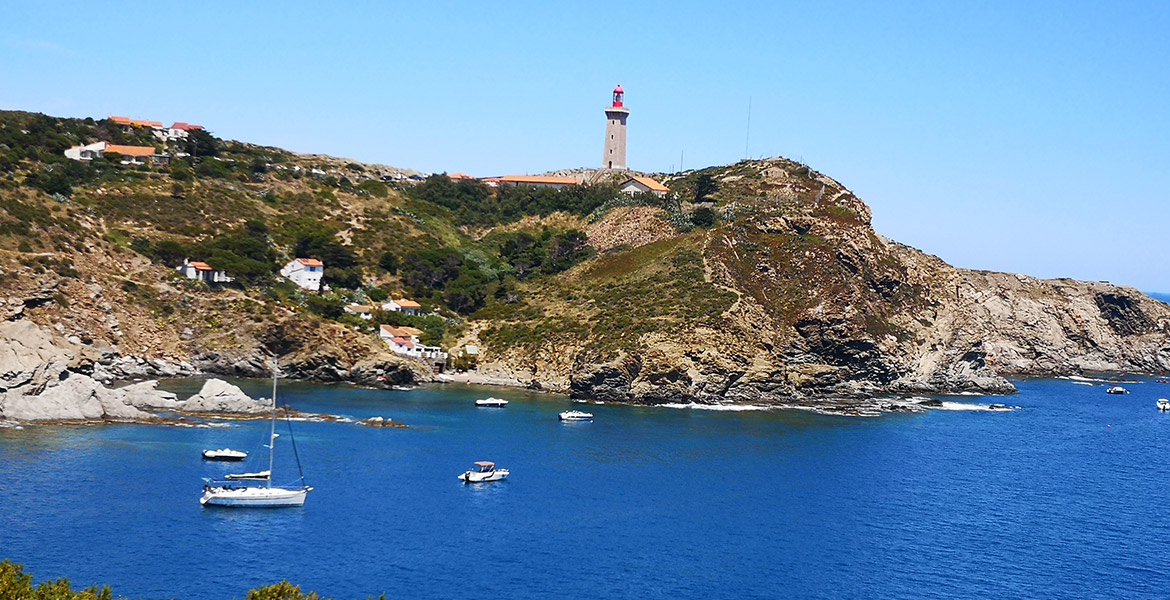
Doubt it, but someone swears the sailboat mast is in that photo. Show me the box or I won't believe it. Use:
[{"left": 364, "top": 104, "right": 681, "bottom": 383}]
[{"left": 268, "top": 357, "right": 278, "bottom": 488}]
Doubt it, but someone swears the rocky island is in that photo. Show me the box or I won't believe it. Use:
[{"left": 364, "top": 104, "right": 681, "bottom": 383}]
[{"left": 1, "top": 109, "right": 1167, "bottom": 423}]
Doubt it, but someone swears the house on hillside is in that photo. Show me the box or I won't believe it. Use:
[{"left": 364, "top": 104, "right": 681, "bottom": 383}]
[
  {"left": 64, "top": 141, "right": 109, "bottom": 161},
  {"left": 344, "top": 304, "right": 375, "bottom": 319},
  {"left": 280, "top": 258, "right": 324, "bottom": 292},
  {"left": 160, "top": 122, "right": 204, "bottom": 142},
  {"left": 496, "top": 175, "right": 580, "bottom": 190},
  {"left": 619, "top": 176, "right": 670, "bottom": 198},
  {"left": 447, "top": 172, "right": 476, "bottom": 181},
  {"left": 65, "top": 142, "right": 163, "bottom": 165},
  {"left": 379, "top": 325, "right": 447, "bottom": 362},
  {"left": 104, "top": 144, "right": 163, "bottom": 165},
  {"left": 177, "top": 259, "right": 234, "bottom": 283},
  {"left": 382, "top": 298, "right": 421, "bottom": 316},
  {"left": 108, "top": 115, "right": 164, "bottom": 133}
]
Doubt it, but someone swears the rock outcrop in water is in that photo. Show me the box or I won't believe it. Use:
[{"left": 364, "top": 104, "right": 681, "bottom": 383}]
[{"left": 182, "top": 378, "right": 267, "bottom": 414}]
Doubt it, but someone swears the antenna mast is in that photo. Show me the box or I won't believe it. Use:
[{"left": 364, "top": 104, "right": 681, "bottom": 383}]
[{"left": 745, "top": 96, "right": 752, "bottom": 159}]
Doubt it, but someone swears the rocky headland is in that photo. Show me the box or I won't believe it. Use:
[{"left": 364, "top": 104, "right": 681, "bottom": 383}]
[{"left": 2, "top": 107, "right": 1167, "bottom": 419}]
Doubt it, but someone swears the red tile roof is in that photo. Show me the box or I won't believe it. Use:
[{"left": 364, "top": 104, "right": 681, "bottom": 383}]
[
  {"left": 108, "top": 115, "right": 162, "bottom": 128},
  {"left": 104, "top": 144, "right": 156, "bottom": 157},
  {"left": 626, "top": 176, "right": 670, "bottom": 193},
  {"left": 170, "top": 122, "right": 204, "bottom": 131},
  {"left": 296, "top": 258, "right": 324, "bottom": 267},
  {"left": 393, "top": 299, "right": 422, "bottom": 308},
  {"left": 499, "top": 175, "right": 580, "bottom": 186},
  {"left": 391, "top": 336, "right": 414, "bottom": 348},
  {"left": 189, "top": 261, "right": 214, "bottom": 271}
]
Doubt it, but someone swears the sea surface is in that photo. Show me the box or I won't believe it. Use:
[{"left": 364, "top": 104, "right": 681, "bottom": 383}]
[{"left": 2, "top": 377, "right": 1170, "bottom": 599}]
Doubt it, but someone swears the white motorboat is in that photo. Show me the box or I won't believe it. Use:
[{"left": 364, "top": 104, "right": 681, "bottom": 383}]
[
  {"left": 475, "top": 397, "right": 509, "bottom": 407},
  {"left": 225, "top": 470, "right": 271, "bottom": 481},
  {"left": 1106, "top": 386, "right": 1129, "bottom": 395},
  {"left": 1158, "top": 398, "right": 1170, "bottom": 412},
  {"left": 201, "top": 358, "right": 313, "bottom": 508},
  {"left": 458, "top": 461, "right": 509, "bottom": 483},
  {"left": 559, "top": 410, "right": 594, "bottom": 421},
  {"left": 202, "top": 448, "right": 247, "bottom": 461}
]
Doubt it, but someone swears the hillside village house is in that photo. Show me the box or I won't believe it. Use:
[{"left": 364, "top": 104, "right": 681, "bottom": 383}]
[
  {"left": 64, "top": 141, "right": 163, "bottom": 165},
  {"left": 379, "top": 325, "right": 447, "bottom": 362},
  {"left": 382, "top": 298, "right": 421, "bottom": 315},
  {"left": 344, "top": 304, "right": 375, "bottom": 319},
  {"left": 481, "top": 175, "right": 580, "bottom": 190},
  {"left": 619, "top": 176, "right": 670, "bottom": 198},
  {"left": 177, "top": 259, "right": 234, "bottom": 283},
  {"left": 162, "top": 122, "right": 204, "bottom": 142},
  {"left": 64, "top": 141, "right": 109, "bottom": 161},
  {"left": 109, "top": 115, "right": 163, "bottom": 131},
  {"left": 280, "top": 258, "right": 324, "bottom": 292}
]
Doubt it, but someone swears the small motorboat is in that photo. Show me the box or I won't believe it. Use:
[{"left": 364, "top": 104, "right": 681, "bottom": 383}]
[
  {"left": 987, "top": 403, "right": 1013, "bottom": 412},
  {"left": 475, "top": 398, "right": 508, "bottom": 407},
  {"left": 202, "top": 448, "right": 248, "bottom": 461},
  {"left": 1106, "top": 386, "right": 1129, "bottom": 395},
  {"left": 225, "top": 470, "right": 271, "bottom": 481},
  {"left": 1158, "top": 398, "right": 1170, "bottom": 412},
  {"left": 459, "top": 461, "right": 509, "bottom": 483},
  {"left": 559, "top": 410, "right": 594, "bottom": 421}
]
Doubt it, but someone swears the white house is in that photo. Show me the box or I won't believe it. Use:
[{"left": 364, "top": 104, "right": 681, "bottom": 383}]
[
  {"left": 280, "top": 258, "right": 324, "bottom": 292},
  {"left": 619, "top": 176, "right": 670, "bottom": 198},
  {"left": 344, "top": 304, "right": 375, "bottom": 319},
  {"left": 382, "top": 298, "right": 422, "bottom": 315},
  {"left": 177, "top": 259, "right": 234, "bottom": 283},
  {"left": 64, "top": 141, "right": 109, "bottom": 161},
  {"left": 379, "top": 325, "right": 447, "bottom": 361}
]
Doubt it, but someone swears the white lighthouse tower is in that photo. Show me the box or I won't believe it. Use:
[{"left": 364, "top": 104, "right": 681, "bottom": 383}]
[{"left": 602, "top": 84, "right": 629, "bottom": 170}]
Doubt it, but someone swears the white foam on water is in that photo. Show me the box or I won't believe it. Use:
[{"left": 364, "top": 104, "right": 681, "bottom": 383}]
[
  {"left": 660, "top": 403, "right": 774, "bottom": 412},
  {"left": 938, "top": 402, "right": 1015, "bottom": 412}
]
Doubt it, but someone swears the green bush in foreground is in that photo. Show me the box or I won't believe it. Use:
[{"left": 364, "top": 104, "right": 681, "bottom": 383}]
[{"left": 0, "top": 561, "right": 386, "bottom": 600}]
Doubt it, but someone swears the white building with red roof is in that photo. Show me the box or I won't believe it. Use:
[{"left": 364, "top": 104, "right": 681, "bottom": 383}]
[
  {"left": 379, "top": 325, "right": 447, "bottom": 361},
  {"left": 280, "top": 258, "right": 324, "bottom": 291},
  {"left": 619, "top": 176, "right": 670, "bottom": 198},
  {"left": 382, "top": 298, "right": 422, "bottom": 316},
  {"left": 177, "top": 258, "right": 234, "bottom": 283}
]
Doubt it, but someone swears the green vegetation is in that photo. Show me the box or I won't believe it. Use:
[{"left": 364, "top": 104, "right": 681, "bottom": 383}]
[
  {"left": 407, "top": 174, "right": 622, "bottom": 227},
  {"left": 0, "top": 561, "right": 386, "bottom": 600}
]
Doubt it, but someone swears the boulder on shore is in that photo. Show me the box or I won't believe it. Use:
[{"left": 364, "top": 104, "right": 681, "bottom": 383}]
[
  {"left": 182, "top": 379, "right": 267, "bottom": 414},
  {"left": 0, "top": 320, "right": 172, "bottom": 423}
]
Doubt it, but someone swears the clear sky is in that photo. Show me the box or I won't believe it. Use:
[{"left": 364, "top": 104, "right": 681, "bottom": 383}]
[{"left": 3, "top": 2, "right": 1168, "bottom": 290}]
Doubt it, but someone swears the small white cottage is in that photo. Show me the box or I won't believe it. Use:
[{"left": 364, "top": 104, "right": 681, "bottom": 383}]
[{"left": 280, "top": 258, "right": 324, "bottom": 292}]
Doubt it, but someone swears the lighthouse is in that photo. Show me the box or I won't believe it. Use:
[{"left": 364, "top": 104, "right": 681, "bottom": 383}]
[{"left": 602, "top": 85, "right": 630, "bottom": 170}]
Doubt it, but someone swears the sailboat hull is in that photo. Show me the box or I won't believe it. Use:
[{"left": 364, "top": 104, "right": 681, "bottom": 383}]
[{"left": 200, "top": 486, "right": 311, "bottom": 508}]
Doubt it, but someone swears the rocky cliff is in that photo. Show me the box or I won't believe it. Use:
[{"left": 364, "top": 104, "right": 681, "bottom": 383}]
[{"left": 461, "top": 158, "right": 1170, "bottom": 406}]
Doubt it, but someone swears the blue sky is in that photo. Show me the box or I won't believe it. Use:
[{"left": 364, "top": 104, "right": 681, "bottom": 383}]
[{"left": 2, "top": 2, "right": 1169, "bottom": 290}]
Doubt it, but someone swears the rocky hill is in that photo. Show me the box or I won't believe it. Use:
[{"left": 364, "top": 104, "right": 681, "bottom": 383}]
[
  {"left": 1, "top": 109, "right": 1167, "bottom": 420},
  {"left": 463, "top": 159, "right": 1170, "bottom": 405}
]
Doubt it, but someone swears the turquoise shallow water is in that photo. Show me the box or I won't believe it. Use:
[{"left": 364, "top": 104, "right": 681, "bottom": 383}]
[{"left": 2, "top": 377, "right": 1170, "bottom": 599}]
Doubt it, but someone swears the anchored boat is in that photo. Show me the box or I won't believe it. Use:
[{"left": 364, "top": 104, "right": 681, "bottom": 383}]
[
  {"left": 202, "top": 448, "right": 247, "bottom": 461},
  {"left": 559, "top": 410, "right": 594, "bottom": 421},
  {"left": 200, "top": 358, "right": 312, "bottom": 508},
  {"left": 458, "top": 461, "right": 509, "bottom": 483}
]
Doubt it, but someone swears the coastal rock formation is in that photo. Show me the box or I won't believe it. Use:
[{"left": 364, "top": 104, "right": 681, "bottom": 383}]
[
  {"left": 0, "top": 320, "right": 164, "bottom": 422},
  {"left": 470, "top": 158, "right": 1170, "bottom": 405},
  {"left": 182, "top": 379, "right": 267, "bottom": 414}
]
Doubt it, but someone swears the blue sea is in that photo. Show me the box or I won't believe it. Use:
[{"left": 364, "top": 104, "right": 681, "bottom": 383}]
[{"left": 2, "top": 377, "right": 1170, "bottom": 600}]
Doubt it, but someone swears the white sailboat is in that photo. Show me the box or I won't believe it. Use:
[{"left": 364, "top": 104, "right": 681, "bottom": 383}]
[{"left": 200, "top": 358, "right": 313, "bottom": 508}]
